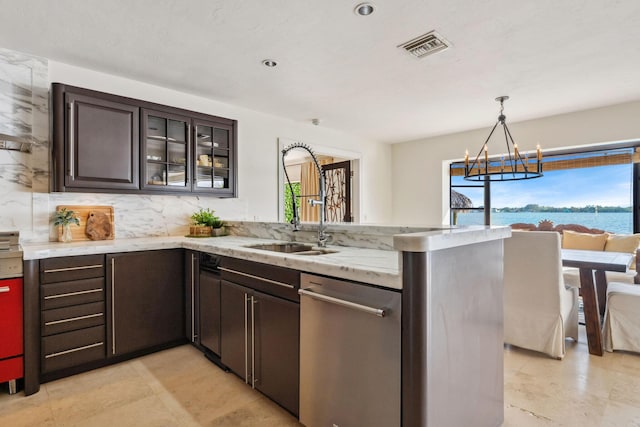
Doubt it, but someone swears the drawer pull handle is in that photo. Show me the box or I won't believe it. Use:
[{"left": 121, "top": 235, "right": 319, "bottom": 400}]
[
  {"left": 44, "top": 264, "right": 104, "bottom": 274},
  {"left": 219, "top": 267, "right": 295, "bottom": 289},
  {"left": 0, "top": 286, "right": 10, "bottom": 293},
  {"left": 44, "top": 288, "right": 102, "bottom": 300},
  {"left": 45, "top": 342, "right": 103, "bottom": 359},
  {"left": 45, "top": 312, "right": 103, "bottom": 326}
]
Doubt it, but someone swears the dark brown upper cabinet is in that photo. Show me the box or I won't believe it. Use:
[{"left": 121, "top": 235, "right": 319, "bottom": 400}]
[
  {"left": 193, "top": 118, "right": 235, "bottom": 196},
  {"left": 52, "top": 83, "right": 238, "bottom": 197},
  {"left": 52, "top": 84, "right": 140, "bottom": 191},
  {"left": 141, "top": 109, "right": 191, "bottom": 192}
]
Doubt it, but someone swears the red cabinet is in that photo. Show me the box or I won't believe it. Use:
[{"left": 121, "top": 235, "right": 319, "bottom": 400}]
[{"left": 0, "top": 278, "right": 24, "bottom": 390}]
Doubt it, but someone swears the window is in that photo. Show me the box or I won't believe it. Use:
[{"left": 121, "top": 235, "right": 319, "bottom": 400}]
[{"left": 450, "top": 145, "right": 638, "bottom": 233}]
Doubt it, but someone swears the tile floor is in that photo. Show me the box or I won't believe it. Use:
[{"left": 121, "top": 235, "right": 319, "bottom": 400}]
[{"left": 1, "top": 326, "right": 640, "bottom": 426}]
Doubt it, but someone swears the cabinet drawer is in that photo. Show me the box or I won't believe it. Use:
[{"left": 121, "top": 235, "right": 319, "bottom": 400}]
[
  {"left": 41, "top": 255, "right": 105, "bottom": 284},
  {"left": 42, "top": 302, "right": 105, "bottom": 336},
  {"left": 42, "top": 277, "right": 104, "bottom": 310},
  {"left": 42, "top": 325, "right": 105, "bottom": 373},
  {"left": 220, "top": 257, "right": 300, "bottom": 302}
]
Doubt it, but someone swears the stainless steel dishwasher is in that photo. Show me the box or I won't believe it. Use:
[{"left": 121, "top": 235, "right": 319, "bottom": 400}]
[{"left": 298, "top": 273, "right": 401, "bottom": 427}]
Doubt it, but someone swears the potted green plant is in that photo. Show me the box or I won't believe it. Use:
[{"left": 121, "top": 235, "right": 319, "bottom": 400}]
[
  {"left": 209, "top": 216, "right": 226, "bottom": 237},
  {"left": 53, "top": 208, "right": 80, "bottom": 242},
  {"left": 189, "top": 208, "right": 225, "bottom": 237}
]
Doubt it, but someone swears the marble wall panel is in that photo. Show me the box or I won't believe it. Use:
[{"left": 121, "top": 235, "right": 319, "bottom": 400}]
[
  {"left": 0, "top": 48, "right": 48, "bottom": 241},
  {"left": 228, "top": 221, "right": 443, "bottom": 250}
]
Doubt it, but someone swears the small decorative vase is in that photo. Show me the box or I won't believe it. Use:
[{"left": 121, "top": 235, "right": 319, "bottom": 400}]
[{"left": 60, "top": 224, "right": 73, "bottom": 242}]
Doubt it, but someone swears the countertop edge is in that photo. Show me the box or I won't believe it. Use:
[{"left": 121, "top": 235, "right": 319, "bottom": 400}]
[
  {"left": 393, "top": 226, "right": 512, "bottom": 252},
  {"left": 22, "top": 236, "right": 402, "bottom": 289}
]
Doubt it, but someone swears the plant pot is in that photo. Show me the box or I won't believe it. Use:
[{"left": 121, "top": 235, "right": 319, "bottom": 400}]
[
  {"left": 190, "top": 225, "right": 212, "bottom": 237},
  {"left": 211, "top": 227, "right": 226, "bottom": 237}
]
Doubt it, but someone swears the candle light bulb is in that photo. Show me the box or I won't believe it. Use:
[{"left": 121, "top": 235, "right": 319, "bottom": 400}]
[
  {"left": 484, "top": 145, "right": 489, "bottom": 174},
  {"left": 464, "top": 149, "right": 469, "bottom": 174}
]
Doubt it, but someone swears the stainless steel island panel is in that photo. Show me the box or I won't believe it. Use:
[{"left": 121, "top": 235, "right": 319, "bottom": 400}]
[{"left": 402, "top": 239, "right": 504, "bottom": 427}]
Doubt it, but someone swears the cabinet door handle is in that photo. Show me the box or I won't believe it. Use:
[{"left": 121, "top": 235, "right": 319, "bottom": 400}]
[
  {"left": 251, "top": 296, "right": 257, "bottom": 388},
  {"left": 111, "top": 258, "right": 116, "bottom": 355},
  {"left": 186, "top": 124, "right": 190, "bottom": 184},
  {"left": 244, "top": 292, "right": 249, "bottom": 385},
  {"left": 298, "top": 288, "right": 387, "bottom": 317},
  {"left": 0, "top": 286, "right": 10, "bottom": 293},
  {"left": 191, "top": 253, "right": 196, "bottom": 342},
  {"left": 68, "top": 100, "right": 75, "bottom": 178}
]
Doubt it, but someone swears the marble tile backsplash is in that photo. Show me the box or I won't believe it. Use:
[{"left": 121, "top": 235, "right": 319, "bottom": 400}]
[{"left": 227, "top": 221, "right": 443, "bottom": 250}]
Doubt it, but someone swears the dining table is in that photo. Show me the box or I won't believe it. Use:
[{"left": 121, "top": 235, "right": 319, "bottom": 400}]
[{"left": 562, "top": 249, "right": 634, "bottom": 356}]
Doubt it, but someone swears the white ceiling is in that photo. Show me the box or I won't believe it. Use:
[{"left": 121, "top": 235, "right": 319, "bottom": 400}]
[{"left": 1, "top": 0, "right": 639, "bottom": 144}]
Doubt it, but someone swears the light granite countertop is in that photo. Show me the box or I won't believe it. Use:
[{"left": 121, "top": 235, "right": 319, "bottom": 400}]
[
  {"left": 22, "top": 235, "right": 403, "bottom": 289},
  {"left": 21, "top": 225, "right": 511, "bottom": 290}
]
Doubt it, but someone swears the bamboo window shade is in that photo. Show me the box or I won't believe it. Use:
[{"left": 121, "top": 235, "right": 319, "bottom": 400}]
[
  {"left": 450, "top": 148, "right": 637, "bottom": 177},
  {"left": 300, "top": 156, "right": 333, "bottom": 222}
]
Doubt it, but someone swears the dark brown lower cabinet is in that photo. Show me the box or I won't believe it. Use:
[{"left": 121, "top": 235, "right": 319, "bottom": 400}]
[
  {"left": 106, "top": 249, "right": 185, "bottom": 357},
  {"left": 220, "top": 280, "right": 300, "bottom": 416},
  {"left": 220, "top": 280, "right": 249, "bottom": 378},
  {"left": 253, "top": 289, "right": 300, "bottom": 416},
  {"left": 39, "top": 255, "right": 106, "bottom": 379},
  {"left": 199, "top": 269, "right": 221, "bottom": 354}
]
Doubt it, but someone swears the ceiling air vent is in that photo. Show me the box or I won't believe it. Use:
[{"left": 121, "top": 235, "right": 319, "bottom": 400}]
[{"left": 398, "top": 31, "right": 449, "bottom": 58}]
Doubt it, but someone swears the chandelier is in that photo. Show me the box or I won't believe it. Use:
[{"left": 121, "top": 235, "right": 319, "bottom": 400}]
[{"left": 464, "top": 96, "right": 543, "bottom": 181}]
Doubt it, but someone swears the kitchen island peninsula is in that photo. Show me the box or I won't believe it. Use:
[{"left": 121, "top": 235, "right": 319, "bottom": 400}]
[{"left": 20, "top": 222, "right": 509, "bottom": 427}]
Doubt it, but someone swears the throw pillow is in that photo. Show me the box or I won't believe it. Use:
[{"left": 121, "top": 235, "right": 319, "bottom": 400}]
[
  {"left": 605, "top": 233, "right": 640, "bottom": 253},
  {"left": 605, "top": 233, "right": 640, "bottom": 270},
  {"left": 562, "top": 230, "right": 609, "bottom": 251}
]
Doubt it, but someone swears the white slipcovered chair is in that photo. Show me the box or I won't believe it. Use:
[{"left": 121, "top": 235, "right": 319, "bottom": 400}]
[
  {"left": 603, "top": 282, "right": 640, "bottom": 354},
  {"left": 504, "top": 231, "right": 579, "bottom": 359}
]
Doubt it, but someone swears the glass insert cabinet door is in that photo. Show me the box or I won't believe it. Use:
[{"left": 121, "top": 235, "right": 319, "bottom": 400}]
[
  {"left": 193, "top": 119, "right": 234, "bottom": 194},
  {"left": 142, "top": 110, "right": 190, "bottom": 191}
]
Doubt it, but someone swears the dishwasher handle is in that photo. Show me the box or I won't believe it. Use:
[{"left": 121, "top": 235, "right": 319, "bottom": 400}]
[{"left": 298, "top": 288, "right": 386, "bottom": 317}]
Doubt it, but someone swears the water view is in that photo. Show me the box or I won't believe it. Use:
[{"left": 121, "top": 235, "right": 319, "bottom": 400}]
[
  {"left": 451, "top": 158, "right": 635, "bottom": 234},
  {"left": 456, "top": 211, "right": 633, "bottom": 234}
]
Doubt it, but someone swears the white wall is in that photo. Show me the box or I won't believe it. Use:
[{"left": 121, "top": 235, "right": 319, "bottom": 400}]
[{"left": 391, "top": 101, "right": 640, "bottom": 225}]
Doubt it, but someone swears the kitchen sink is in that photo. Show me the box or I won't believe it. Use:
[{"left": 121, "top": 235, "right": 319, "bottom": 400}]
[{"left": 246, "top": 243, "right": 337, "bottom": 256}]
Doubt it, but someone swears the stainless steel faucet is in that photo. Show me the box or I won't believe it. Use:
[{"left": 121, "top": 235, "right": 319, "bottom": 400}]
[{"left": 282, "top": 142, "right": 329, "bottom": 247}]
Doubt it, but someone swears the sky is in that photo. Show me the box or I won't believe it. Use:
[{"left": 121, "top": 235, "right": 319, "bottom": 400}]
[{"left": 453, "top": 164, "right": 633, "bottom": 208}]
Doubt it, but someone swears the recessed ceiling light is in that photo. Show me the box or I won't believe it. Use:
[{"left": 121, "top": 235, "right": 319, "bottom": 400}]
[
  {"left": 354, "top": 2, "right": 375, "bottom": 16},
  {"left": 262, "top": 59, "right": 278, "bottom": 67}
]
